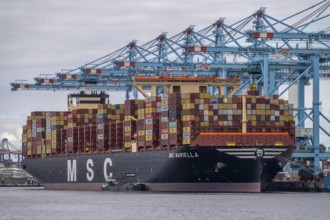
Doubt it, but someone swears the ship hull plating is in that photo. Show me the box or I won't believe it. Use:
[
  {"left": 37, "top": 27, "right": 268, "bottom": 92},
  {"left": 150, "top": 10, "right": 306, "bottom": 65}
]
[{"left": 22, "top": 146, "right": 292, "bottom": 192}]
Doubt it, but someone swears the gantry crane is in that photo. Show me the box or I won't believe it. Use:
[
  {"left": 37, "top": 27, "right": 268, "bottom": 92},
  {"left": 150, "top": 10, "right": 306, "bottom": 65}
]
[
  {"left": 10, "top": 0, "right": 330, "bottom": 174},
  {"left": 0, "top": 138, "right": 22, "bottom": 167}
]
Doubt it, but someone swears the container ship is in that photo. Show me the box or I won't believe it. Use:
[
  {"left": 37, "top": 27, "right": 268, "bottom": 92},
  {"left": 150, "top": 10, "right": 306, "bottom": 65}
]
[{"left": 21, "top": 78, "right": 295, "bottom": 192}]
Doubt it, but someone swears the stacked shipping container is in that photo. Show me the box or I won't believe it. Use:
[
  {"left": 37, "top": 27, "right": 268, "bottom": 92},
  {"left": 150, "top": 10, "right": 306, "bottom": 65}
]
[{"left": 22, "top": 93, "right": 295, "bottom": 158}]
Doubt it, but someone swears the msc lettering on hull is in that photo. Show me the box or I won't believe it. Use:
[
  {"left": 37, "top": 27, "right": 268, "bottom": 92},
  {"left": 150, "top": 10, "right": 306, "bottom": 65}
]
[{"left": 67, "top": 158, "right": 113, "bottom": 182}]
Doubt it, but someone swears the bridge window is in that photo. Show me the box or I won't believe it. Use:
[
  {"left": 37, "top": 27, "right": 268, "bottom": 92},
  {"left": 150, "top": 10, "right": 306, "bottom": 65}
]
[
  {"left": 173, "top": 86, "right": 181, "bottom": 93},
  {"left": 199, "top": 86, "right": 207, "bottom": 93}
]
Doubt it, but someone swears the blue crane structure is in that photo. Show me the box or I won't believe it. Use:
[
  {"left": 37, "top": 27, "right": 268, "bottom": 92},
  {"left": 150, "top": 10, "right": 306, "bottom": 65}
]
[{"left": 10, "top": 0, "right": 330, "bottom": 175}]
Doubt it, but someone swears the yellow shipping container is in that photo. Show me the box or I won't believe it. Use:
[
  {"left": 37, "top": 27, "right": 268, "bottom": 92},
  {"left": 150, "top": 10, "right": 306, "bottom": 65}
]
[
  {"left": 195, "top": 99, "right": 200, "bottom": 104},
  {"left": 252, "top": 121, "right": 257, "bottom": 126},
  {"left": 266, "top": 110, "right": 271, "bottom": 115},
  {"left": 161, "top": 100, "right": 168, "bottom": 106},
  {"left": 138, "top": 109, "right": 145, "bottom": 114},
  {"left": 182, "top": 103, "right": 195, "bottom": 110},
  {"left": 138, "top": 130, "right": 145, "bottom": 136},
  {"left": 37, "top": 145, "right": 42, "bottom": 155},
  {"left": 146, "top": 135, "right": 153, "bottom": 141},
  {"left": 218, "top": 121, "right": 224, "bottom": 126},
  {"left": 124, "top": 126, "right": 131, "bottom": 132},
  {"left": 181, "top": 99, "right": 191, "bottom": 104},
  {"left": 183, "top": 127, "right": 191, "bottom": 132},
  {"left": 202, "top": 122, "right": 210, "bottom": 127},
  {"left": 200, "top": 93, "right": 210, "bottom": 99},
  {"left": 46, "top": 148, "right": 51, "bottom": 154},
  {"left": 138, "top": 114, "right": 145, "bottom": 120},
  {"left": 27, "top": 151, "right": 32, "bottom": 156},
  {"left": 124, "top": 142, "right": 131, "bottom": 148},
  {"left": 256, "top": 110, "right": 265, "bottom": 115},
  {"left": 218, "top": 103, "right": 225, "bottom": 109},
  {"left": 182, "top": 115, "right": 195, "bottom": 121},
  {"left": 183, "top": 139, "right": 191, "bottom": 145},
  {"left": 145, "top": 107, "right": 156, "bottom": 114},
  {"left": 169, "top": 128, "right": 177, "bottom": 133},
  {"left": 98, "top": 109, "right": 107, "bottom": 114}
]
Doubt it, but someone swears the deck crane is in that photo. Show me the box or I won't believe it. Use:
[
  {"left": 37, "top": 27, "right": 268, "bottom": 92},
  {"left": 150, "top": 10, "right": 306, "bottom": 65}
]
[{"left": 10, "top": 1, "right": 330, "bottom": 174}]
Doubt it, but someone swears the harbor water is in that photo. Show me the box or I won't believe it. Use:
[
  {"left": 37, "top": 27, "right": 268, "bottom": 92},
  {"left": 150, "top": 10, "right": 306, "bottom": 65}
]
[{"left": 1, "top": 187, "right": 329, "bottom": 220}]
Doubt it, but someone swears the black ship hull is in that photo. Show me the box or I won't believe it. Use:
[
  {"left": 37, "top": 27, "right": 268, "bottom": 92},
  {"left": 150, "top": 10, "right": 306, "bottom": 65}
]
[{"left": 22, "top": 146, "right": 292, "bottom": 192}]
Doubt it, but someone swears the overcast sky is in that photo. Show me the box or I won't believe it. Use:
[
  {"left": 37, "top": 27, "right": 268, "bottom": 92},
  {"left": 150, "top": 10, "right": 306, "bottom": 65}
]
[{"left": 0, "top": 0, "right": 329, "bottom": 149}]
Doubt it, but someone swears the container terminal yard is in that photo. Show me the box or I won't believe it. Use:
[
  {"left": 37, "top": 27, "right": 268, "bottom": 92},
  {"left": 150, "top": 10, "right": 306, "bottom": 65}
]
[{"left": 6, "top": 0, "right": 330, "bottom": 192}]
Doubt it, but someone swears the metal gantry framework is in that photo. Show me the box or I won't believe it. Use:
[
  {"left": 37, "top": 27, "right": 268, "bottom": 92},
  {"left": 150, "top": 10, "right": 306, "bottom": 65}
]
[
  {"left": 11, "top": 1, "right": 330, "bottom": 174},
  {"left": 0, "top": 138, "right": 22, "bottom": 166}
]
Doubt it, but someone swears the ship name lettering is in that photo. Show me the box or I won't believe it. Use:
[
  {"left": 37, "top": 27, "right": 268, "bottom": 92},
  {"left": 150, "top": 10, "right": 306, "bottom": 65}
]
[
  {"left": 86, "top": 159, "right": 94, "bottom": 182},
  {"left": 103, "top": 158, "right": 113, "bottom": 181},
  {"left": 67, "top": 160, "right": 77, "bottom": 182},
  {"left": 169, "top": 152, "right": 199, "bottom": 158}
]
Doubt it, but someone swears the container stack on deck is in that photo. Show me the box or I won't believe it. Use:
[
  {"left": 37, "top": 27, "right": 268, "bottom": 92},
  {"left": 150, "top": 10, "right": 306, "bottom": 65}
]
[
  {"left": 22, "top": 93, "right": 295, "bottom": 158},
  {"left": 48, "top": 112, "right": 68, "bottom": 155},
  {"left": 96, "top": 104, "right": 125, "bottom": 152}
]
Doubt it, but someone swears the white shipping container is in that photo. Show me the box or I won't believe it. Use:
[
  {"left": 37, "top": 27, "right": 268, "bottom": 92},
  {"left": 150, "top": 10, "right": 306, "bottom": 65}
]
[
  {"left": 161, "top": 94, "right": 169, "bottom": 100},
  {"left": 161, "top": 134, "right": 168, "bottom": 139},
  {"left": 275, "top": 111, "right": 280, "bottom": 116},
  {"left": 97, "top": 124, "right": 104, "bottom": 129},
  {"left": 146, "top": 97, "right": 157, "bottom": 102},
  {"left": 228, "top": 115, "right": 233, "bottom": 121},
  {"left": 183, "top": 133, "right": 190, "bottom": 138},
  {"left": 37, "top": 128, "right": 45, "bottom": 132},
  {"left": 161, "top": 106, "right": 169, "bottom": 112},
  {"left": 228, "top": 109, "right": 232, "bottom": 115},
  {"left": 161, "top": 117, "right": 169, "bottom": 122},
  {"left": 98, "top": 134, "right": 104, "bottom": 140},
  {"left": 146, "top": 130, "right": 153, "bottom": 135},
  {"left": 68, "top": 137, "right": 73, "bottom": 142},
  {"left": 146, "top": 119, "right": 153, "bottom": 124}
]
